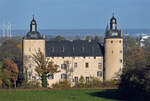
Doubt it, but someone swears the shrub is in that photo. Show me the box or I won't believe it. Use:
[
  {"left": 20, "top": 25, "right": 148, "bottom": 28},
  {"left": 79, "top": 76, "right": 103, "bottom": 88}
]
[
  {"left": 119, "top": 66, "right": 150, "bottom": 100},
  {"left": 74, "top": 76, "right": 104, "bottom": 88},
  {"left": 21, "top": 81, "right": 41, "bottom": 88},
  {"left": 85, "top": 77, "right": 103, "bottom": 88},
  {"left": 0, "top": 79, "right": 2, "bottom": 88},
  {"left": 52, "top": 80, "right": 71, "bottom": 88},
  {"left": 102, "top": 80, "right": 119, "bottom": 88},
  {"left": 73, "top": 76, "right": 86, "bottom": 88}
]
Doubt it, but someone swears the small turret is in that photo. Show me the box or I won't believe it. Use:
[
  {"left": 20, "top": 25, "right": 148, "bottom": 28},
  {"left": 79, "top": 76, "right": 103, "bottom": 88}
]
[
  {"left": 42, "top": 34, "right": 46, "bottom": 39},
  {"left": 105, "top": 16, "right": 122, "bottom": 38},
  {"left": 26, "top": 16, "right": 42, "bottom": 39}
]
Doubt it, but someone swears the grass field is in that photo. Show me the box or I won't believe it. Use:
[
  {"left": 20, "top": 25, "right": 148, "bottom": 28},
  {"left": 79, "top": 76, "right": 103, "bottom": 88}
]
[{"left": 0, "top": 89, "right": 125, "bottom": 101}]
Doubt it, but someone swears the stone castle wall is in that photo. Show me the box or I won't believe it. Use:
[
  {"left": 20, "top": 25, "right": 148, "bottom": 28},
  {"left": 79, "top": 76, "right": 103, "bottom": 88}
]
[
  {"left": 23, "top": 39, "right": 45, "bottom": 82},
  {"left": 47, "top": 56, "right": 103, "bottom": 87}
]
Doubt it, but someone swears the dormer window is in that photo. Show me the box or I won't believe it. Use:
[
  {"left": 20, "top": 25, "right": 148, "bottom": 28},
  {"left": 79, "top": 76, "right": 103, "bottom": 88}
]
[
  {"left": 52, "top": 48, "right": 54, "bottom": 52},
  {"left": 62, "top": 47, "right": 64, "bottom": 52},
  {"left": 82, "top": 47, "right": 85, "bottom": 52}
]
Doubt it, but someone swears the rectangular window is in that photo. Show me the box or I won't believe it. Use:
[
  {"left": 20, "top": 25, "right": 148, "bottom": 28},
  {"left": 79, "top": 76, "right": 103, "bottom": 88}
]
[
  {"left": 98, "top": 63, "right": 102, "bottom": 69},
  {"left": 48, "top": 75, "right": 54, "bottom": 79},
  {"left": 120, "top": 50, "right": 123, "bottom": 53},
  {"left": 85, "top": 63, "right": 89, "bottom": 68},
  {"left": 120, "top": 59, "right": 123, "bottom": 63},
  {"left": 29, "top": 48, "right": 31, "bottom": 51},
  {"left": 74, "top": 76, "right": 78, "bottom": 82},
  {"left": 61, "top": 64, "right": 67, "bottom": 69},
  {"left": 97, "top": 71, "right": 103, "bottom": 77},
  {"left": 28, "top": 56, "right": 32, "bottom": 59},
  {"left": 74, "top": 62, "right": 77, "bottom": 68},
  {"left": 61, "top": 74, "right": 67, "bottom": 79},
  {"left": 29, "top": 64, "right": 31, "bottom": 68},
  {"left": 32, "top": 76, "right": 36, "bottom": 80},
  {"left": 86, "top": 77, "right": 89, "bottom": 82}
]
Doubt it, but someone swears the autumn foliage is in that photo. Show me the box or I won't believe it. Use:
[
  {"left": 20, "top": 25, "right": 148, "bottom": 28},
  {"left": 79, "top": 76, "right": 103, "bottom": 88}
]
[
  {"left": 1, "top": 58, "right": 18, "bottom": 88},
  {"left": 32, "top": 50, "right": 60, "bottom": 88}
]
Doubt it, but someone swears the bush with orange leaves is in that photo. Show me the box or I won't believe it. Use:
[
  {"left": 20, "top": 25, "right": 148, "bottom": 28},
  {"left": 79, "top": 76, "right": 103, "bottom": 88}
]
[{"left": 1, "top": 58, "right": 18, "bottom": 88}]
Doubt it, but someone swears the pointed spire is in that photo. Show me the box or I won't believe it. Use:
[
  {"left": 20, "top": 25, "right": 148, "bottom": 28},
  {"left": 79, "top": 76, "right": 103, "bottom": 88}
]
[
  {"left": 105, "top": 23, "right": 109, "bottom": 32},
  {"left": 112, "top": 12, "right": 114, "bottom": 17},
  {"left": 112, "top": 9, "right": 115, "bottom": 17},
  {"left": 32, "top": 14, "right": 35, "bottom": 20}
]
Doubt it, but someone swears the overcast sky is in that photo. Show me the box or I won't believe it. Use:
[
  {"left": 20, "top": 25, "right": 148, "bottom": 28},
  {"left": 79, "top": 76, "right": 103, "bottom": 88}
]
[{"left": 0, "top": 0, "right": 149, "bottom": 29}]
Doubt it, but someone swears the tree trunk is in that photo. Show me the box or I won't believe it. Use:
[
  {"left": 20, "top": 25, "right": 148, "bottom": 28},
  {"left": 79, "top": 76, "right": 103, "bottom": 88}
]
[{"left": 41, "top": 74, "right": 47, "bottom": 88}]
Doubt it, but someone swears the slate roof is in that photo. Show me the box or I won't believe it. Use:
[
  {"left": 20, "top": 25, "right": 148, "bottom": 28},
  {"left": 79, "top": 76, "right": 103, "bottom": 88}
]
[
  {"left": 46, "top": 40, "right": 104, "bottom": 57},
  {"left": 26, "top": 31, "right": 42, "bottom": 39}
]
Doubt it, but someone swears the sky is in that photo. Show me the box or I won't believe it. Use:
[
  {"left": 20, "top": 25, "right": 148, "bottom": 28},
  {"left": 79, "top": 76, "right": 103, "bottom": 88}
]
[{"left": 0, "top": 0, "right": 149, "bottom": 30}]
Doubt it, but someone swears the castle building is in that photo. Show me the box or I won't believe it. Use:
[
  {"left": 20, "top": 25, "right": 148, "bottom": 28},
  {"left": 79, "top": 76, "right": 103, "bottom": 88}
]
[{"left": 23, "top": 16, "right": 123, "bottom": 87}]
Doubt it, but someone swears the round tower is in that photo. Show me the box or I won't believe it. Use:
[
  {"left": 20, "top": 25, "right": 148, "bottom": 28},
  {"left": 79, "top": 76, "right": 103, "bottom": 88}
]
[{"left": 104, "top": 16, "right": 123, "bottom": 81}]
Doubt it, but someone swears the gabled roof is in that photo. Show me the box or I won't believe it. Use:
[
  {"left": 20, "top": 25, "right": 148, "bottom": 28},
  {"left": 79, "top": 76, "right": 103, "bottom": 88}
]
[{"left": 46, "top": 40, "right": 104, "bottom": 57}]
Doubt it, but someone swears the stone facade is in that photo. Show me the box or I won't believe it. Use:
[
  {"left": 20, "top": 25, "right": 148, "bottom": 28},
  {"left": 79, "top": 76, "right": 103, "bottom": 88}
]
[
  {"left": 104, "top": 38, "right": 123, "bottom": 80},
  {"left": 23, "top": 39, "right": 45, "bottom": 82},
  {"left": 47, "top": 56, "right": 103, "bottom": 86}
]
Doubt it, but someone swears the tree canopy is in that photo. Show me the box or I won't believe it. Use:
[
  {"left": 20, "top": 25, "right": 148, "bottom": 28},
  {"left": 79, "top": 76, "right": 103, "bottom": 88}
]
[
  {"left": 1, "top": 58, "right": 18, "bottom": 88},
  {"left": 32, "top": 50, "right": 60, "bottom": 88},
  {"left": 119, "top": 45, "right": 150, "bottom": 100}
]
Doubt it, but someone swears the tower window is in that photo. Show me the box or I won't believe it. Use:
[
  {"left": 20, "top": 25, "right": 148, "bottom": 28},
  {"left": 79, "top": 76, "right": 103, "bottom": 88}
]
[
  {"left": 111, "top": 40, "right": 113, "bottom": 43},
  {"left": 120, "top": 50, "right": 123, "bottom": 53},
  {"left": 28, "top": 56, "right": 32, "bottom": 59},
  {"left": 29, "top": 64, "right": 32, "bottom": 68},
  {"left": 97, "top": 71, "right": 103, "bottom": 77},
  {"left": 120, "top": 59, "right": 123, "bottom": 63},
  {"left": 119, "top": 40, "right": 121, "bottom": 43},
  {"left": 74, "top": 62, "right": 77, "bottom": 68},
  {"left": 85, "top": 63, "right": 89, "bottom": 68},
  {"left": 29, "top": 48, "right": 31, "bottom": 51},
  {"left": 112, "top": 50, "right": 114, "bottom": 54}
]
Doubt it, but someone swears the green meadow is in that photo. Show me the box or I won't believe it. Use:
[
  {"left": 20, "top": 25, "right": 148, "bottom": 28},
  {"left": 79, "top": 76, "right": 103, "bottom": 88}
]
[{"left": 0, "top": 89, "right": 126, "bottom": 101}]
